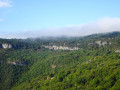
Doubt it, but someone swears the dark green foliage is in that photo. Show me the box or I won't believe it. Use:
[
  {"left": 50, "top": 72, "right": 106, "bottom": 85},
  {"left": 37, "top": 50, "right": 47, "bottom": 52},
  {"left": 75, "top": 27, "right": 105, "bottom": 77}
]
[{"left": 0, "top": 32, "right": 120, "bottom": 90}]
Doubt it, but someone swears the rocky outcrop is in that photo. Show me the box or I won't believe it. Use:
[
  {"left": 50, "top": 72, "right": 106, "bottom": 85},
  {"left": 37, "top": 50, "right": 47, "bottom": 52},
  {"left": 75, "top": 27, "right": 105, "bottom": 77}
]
[
  {"left": 2, "top": 43, "right": 12, "bottom": 49},
  {"left": 7, "top": 60, "right": 26, "bottom": 66},
  {"left": 86, "top": 60, "right": 92, "bottom": 64},
  {"left": 94, "top": 41, "right": 110, "bottom": 46},
  {"left": 115, "top": 50, "right": 120, "bottom": 53},
  {"left": 43, "top": 45, "right": 79, "bottom": 50},
  {"left": 51, "top": 64, "right": 56, "bottom": 68},
  {"left": 102, "top": 41, "right": 108, "bottom": 46},
  {"left": 95, "top": 41, "right": 102, "bottom": 46}
]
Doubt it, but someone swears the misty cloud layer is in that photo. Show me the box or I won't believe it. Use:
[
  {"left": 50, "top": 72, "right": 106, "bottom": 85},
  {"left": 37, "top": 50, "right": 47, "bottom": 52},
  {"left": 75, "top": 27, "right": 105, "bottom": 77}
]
[{"left": 1, "top": 17, "right": 120, "bottom": 39}]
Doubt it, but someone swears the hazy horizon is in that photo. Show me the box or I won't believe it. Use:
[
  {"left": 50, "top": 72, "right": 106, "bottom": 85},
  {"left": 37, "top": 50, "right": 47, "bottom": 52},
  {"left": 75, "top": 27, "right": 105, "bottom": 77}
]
[{"left": 0, "top": 0, "right": 120, "bottom": 39}]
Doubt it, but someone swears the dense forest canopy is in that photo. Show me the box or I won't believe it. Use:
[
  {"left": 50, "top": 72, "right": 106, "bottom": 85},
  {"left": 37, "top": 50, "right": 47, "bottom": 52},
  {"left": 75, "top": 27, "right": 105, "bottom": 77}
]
[{"left": 0, "top": 32, "right": 120, "bottom": 90}]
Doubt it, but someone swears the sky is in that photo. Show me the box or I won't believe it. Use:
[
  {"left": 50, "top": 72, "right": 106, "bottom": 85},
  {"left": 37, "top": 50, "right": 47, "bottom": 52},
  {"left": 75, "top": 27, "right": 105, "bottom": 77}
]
[{"left": 0, "top": 0, "right": 120, "bottom": 38}]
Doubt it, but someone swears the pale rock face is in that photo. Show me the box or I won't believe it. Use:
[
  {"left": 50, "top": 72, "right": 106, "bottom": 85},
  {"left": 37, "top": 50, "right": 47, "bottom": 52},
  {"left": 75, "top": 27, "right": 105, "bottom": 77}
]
[
  {"left": 115, "top": 50, "right": 120, "bottom": 53},
  {"left": 95, "top": 41, "right": 102, "bottom": 46},
  {"left": 7, "top": 61, "right": 26, "bottom": 66},
  {"left": 51, "top": 64, "right": 56, "bottom": 68},
  {"left": 43, "top": 45, "right": 79, "bottom": 50},
  {"left": 2, "top": 43, "right": 12, "bottom": 49},
  {"left": 102, "top": 41, "right": 108, "bottom": 46},
  {"left": 95, "top": 41, "right": 109, "bottom": 46}
]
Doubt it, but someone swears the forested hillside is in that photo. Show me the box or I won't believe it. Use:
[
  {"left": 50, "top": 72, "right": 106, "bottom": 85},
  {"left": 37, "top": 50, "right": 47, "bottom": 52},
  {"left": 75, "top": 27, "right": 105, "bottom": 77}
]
[{"left": 0, "top": 32, "right": 120, "bottom": 90}]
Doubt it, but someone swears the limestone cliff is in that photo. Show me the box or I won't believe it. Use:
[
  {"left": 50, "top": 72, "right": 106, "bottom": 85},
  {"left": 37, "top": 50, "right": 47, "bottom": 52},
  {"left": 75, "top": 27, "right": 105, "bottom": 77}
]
[{"left": 2, "top": 43, "right": 12, "bottom": 49}]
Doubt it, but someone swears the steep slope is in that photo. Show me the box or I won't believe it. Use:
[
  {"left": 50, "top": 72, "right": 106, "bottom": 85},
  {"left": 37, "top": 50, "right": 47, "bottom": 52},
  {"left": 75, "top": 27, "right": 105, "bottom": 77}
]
[
  {"left": 0, "top": 32, "right": 120, "bottom": 90},
  {"left": 12, "top": 52, "right": 120, "bottom": 90}
]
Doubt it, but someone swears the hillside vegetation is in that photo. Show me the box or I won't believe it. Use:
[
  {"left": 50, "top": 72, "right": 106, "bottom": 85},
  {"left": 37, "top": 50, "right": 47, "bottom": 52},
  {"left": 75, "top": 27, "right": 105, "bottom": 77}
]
[{"left": 0, "top": 32, "right": 120, "bottom": 90}]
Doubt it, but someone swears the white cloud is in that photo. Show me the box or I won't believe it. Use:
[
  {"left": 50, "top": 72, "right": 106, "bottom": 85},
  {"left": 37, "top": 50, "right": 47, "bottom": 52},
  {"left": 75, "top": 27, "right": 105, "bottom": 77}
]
[
  {"left": 0, "top": 0, "right": 12, "bottom": 8},
  {"left": 1, "top": 17, "right": 120, "bottom": 39}
]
